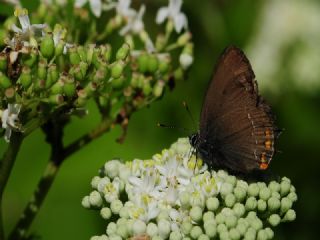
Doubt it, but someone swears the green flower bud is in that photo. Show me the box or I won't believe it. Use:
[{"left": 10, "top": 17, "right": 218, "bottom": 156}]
[
  {"left": 249, "top": 218, "right": 263, "bottom": 231},
  {"left": 280, "top": 197, "right": 292, "bottom": 214},
  {"left": 110, "top": 199, "right": 123, "bottom": 214},
  {"left": 40, "top": 33, "right": 54, "bottom": 59},
  {"left": 220, "top": 182, "right": 234, "bottom": 197},
  {"left": 287, "top": 192, "right": 298, "bottom": 202},
  {"left": 116, "top": 43, "right": 130, "bottom": 60},
  {"left": 259, "top": 187, "right": 271, "bottom": 201},
  {"left": 245, "top": 197, "right": 257, "bottom": 211},
  {"left": 23, "top": 48, "right": 38, "bottom": 67},
  {"left": 283, "top": 209, "right": 296, "bottom": 222},
  {"left": 233, "top": 203, "right": 245, "bottom": 217},
  {"left": 248, "top": 183, "right": 259, "bottom": 197},
  {"left": 100, "top": 207, "right": 112, "bottom": 220},
  {"left": 234, "top": 186, "right": 246, "bottom": 202},
  {"left": 177, "top": 32, "right": 192, "bottom": 46},
  {"left": 37, "top": 59, "right": 47, "bottom": 80},
  {"left": 225, "top": 215, "right": 237, "bottom": 229},
  {"left": 158, "top": 219, "right": 170, "bottom": 239},
  {"left": 51, "top": 81, "right": 64, "bottom": 94},
  {"left": 173, "top": 68, "right": 183, "bottom": 81},
  {"left": 18, "top": 66, "right": 32, "bottom": 89},
  {"left": 153, "top": 80, "right": 165, "bottom": 97},
  {"left": 203, "top": 211, "right": 215, "bottom": 223},
  {"left": 244, "top": 227, "right": 256, "bottom": 240},
  {"left": 106, "top": 222, "right": 117, "bottom": 236},
  {"left": 158, "top": 58, "right": 170, "bottom": 74},
  {"left": 0, "top": 53, "right": 7, "bottom": 72},
  {"left": 190, "top": 226, "right": 202, "bottom": 239},
  {"left": 169, "top": 231, "right": 182, "bottom": 240},
  {"left": 267, "top": 197, "right": 280, "bottom": 211},
  {"left": 265, "top": 227, "right": 274, "bottom": 239},
  {"left": 225, "top": 194, "right": 236, "bottom": 207},
  {"left": 103, "top": 44, "right": 112, "bottom": 62},
  {"left": 236, "top": 223, "right": 247, "bottom": 236},
  {"left": 268, "top": 214, "right": 280, "bottom": 227},
  {"left": 48, "top": 94, "right": 64, "bottom": 105},
  {"left": 179, "top": 191, "right": 190, "bottom": 208},
  {"left": 257, "top": 229, "right": 268, "bottom": 240},
  {"left": 81, "top": 196, "right": 90, "bottom": 208},
  {"left": 206, "top": 197, "right": 219, "bottom": 211},
  {"left": 217, "top": 223, "right": 228, "bottom": 233},
  {"left": 48, "top": 64, "right": 59, "bottom": 84},
  {"left": 219, "top": 231, "right": 229, "bottom": 240},
  {"left": 268, "top": 181, "right": 280, "bottom": 192},
  {"left": 133, "top": 220, "right": 147, "bottom": 235},
  {"left": 181, "top": 220, "right": 192, "bottom": 235},
  {"left": 280, "top": 180, "right": 291, "bottom": 196},
  {"left": 138, "top": 53, "right": 149, "bottom": 73},
  {"left": 142, "top": 81, "right": 152, "bottom": 96},
  {"left": 111, "top": 62, "right": 124, "bottom": 78},
  {"left": 147, "top": 222, "right": 158, "bottom": 237},
  {"left": 77, "top": 46, "right": 86, "bottom": 61},
  {"left": 148, "top": 55, "right": 159, "bottom": 73},
  {"left": 116, "top": 224, "right": 128, "bottom": 239},
  {"left": 55, "top": 41, "right": 65, "bottom": 57},
  {"left": 229, "top": 228, "right": 240, "bottom": 240},
  {"left": 63, "top": 81, "right": 76, "bottom": 97},
  {"left": 89, "top": 190, "right": 102, "bottom": 207},
  {"left": 190, "top": 205, "right": 202, "bottom": 222},
  {"left": 271, "top": 191, "right": 281, "bottom": 199},
  {"left": 112, "top": 76, "right": 125, "bottom": 89},
  {"left": 216, "top": 213, "right": 226, "bottom": 224},
  {"left": 157, "top": 210, "right": 169, "bottom": 221},
  {"left": 204, "top": 222, "right": 217, "bottom": 238},
  {"left": 257, "top": 199, "right": 267, "bottom": 212},
  {"left": 69, "top": 47, "right": 81, "bottom": 65},
  {"left": 0, "top": 29, "right": 6, "bottom": 47}
]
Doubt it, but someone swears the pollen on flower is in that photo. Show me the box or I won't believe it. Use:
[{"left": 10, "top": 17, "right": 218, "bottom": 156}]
[{"left": 83, "top": 137, "right": 297, "bottom": 239}]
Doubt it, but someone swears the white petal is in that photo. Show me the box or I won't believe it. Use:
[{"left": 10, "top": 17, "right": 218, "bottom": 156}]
[
  {"left": 75, "top": 0, "right": 87, "bottom": 7},
  {"left": 173, "top": 13, "right": 187, "bottom": 33},
  {"left": 11, "top": 24, "right": 22, "bottom": 33},
  {"left": 156, "top": 7, "right": 169, "bottom": 24},
  {"left": 1, "top": 109, "right": 9, "bottom": 129},
  {"left": 89, "top": 0, "right": 102, "bottom": 17},
  {"left": 169, "top": 0, "right": 183, "bottom": 15},
  {"left": 19, "top": 14, "right": 30, "bottom": 31}
]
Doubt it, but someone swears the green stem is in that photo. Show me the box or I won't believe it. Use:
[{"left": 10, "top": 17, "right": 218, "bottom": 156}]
[
  {"left": 8, "top": 161, "right": 58, "bottom": 240},
  {"left": 0, "top": 132, "right": 24, "bottom": 240},
  {"left": 8, "top": 117, "right": 116, "bottom": 239}
]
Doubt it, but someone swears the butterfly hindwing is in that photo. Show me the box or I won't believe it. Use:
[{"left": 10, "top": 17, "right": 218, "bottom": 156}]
[{"left": 197, "top": 46, "right": 278, "bottom": 173}]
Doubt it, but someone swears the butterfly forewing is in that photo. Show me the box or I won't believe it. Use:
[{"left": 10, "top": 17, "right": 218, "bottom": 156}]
[{"left": 197, "top": 46, "right": 278, "bottom": 173}]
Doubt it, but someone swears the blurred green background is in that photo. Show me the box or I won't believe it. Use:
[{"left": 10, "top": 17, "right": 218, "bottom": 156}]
[{"left": 1, "top": 0, "right": 319, "bottom": 239}]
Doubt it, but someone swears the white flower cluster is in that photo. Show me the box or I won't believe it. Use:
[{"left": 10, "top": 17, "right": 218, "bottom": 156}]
[
  {"left": 74, "top": 0, "right": 188, "bottom": 34},
  {"left": 247, "top": 0, "right": 320, "bottom": 94},
  {"left": 83, "top": 138, "right": 297, "bottom": 240}
]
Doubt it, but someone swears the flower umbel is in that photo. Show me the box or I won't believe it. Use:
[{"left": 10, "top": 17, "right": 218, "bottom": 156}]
[
  {"left": 0, "top": 104, "right": 22, "bottom": 142},
  {"left": 83, "top": 138, "right": 297, "bottom": 239}
]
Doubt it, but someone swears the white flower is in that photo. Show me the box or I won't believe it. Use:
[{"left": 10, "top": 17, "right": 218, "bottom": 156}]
[
  {"left": 156, "top": 0, "right": 188, "bottom": 33},
  {"left": 105, "top": 0, "right": 136, "bottom": 18},
  {"left": 75, "top": 0, "right": 102, "bottom": 18},
  {"left": 119, "top": 5, "right": 145, "bottom": 35},
  {"left": 11, "top": 8, "right": 46, "bottom": 42},
  {"left": 1, "top": 104, "right": 22, "bottom": 142},
  {"left": 179, "top": 53, "right": 193, "bottom": 69}
]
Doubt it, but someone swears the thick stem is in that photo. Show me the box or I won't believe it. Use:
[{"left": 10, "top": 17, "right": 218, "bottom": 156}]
[
  {"left": 0, "top": 132, "right": 24, "bottom": 240},
  {"left": 8, "top": 161, "right": 58, "bottom": 240}
]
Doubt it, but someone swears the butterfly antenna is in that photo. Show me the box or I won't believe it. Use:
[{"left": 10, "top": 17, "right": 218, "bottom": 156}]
[
  {"left": 157, "top": 123, "right": 192, "bottom": 135},
  {"left": 182, "top": 101, "right": 197, "bottom": 129}
]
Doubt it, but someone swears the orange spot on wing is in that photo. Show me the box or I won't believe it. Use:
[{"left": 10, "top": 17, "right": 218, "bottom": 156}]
[
  {"left": 265, "top": 140, "right": 272, "bottom": 150},
  {"left": 260, "top": 162, "right": 269, "bottom": 170}
]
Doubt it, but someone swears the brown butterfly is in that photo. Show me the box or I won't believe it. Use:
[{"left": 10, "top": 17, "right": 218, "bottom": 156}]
[{"left": 190, "top": 46, "right": 280, "bottom": 174}]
